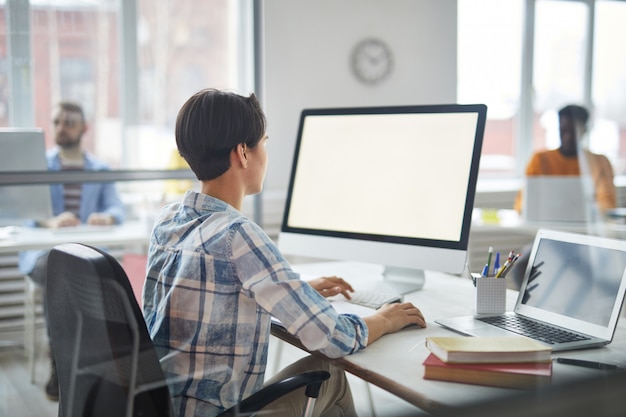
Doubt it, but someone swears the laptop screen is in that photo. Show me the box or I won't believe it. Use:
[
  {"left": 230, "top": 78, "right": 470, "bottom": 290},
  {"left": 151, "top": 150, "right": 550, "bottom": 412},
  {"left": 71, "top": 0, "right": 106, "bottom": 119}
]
[
  {"left": 520, "top": 234, "right": 626, "bottom": 327},
  {"left": 0, "top": 129, "right": 53, "bottom": 226}
]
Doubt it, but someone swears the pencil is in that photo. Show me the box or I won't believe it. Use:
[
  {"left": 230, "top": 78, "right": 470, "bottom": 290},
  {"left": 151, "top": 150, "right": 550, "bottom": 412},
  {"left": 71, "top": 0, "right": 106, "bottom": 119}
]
[{"left": 501, "top": 253, "right": 521, "bottom": 277}]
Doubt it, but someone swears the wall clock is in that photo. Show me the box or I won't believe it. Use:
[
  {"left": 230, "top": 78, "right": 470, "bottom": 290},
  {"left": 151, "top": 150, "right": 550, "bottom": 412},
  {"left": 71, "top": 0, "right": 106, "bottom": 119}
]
[{"left": 350, "top": 38, "right": 394, "bottom": 85}]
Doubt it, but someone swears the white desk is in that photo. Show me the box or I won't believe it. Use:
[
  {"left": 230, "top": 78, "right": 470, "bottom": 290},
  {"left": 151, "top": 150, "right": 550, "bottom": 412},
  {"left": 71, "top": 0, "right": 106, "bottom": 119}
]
[
  {"left": 0, "top": 220, "right": 150, "bottom": 349},
  {"left": 271, "top": 262, "right": 626, "bottom": 414},
  {"left": 0, "top": 220, "right": 150, "bottom": 253}
]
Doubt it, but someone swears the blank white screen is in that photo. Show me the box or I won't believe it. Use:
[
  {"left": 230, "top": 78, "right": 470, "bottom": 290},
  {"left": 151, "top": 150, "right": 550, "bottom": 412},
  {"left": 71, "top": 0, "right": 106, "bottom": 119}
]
[{"left": 287, "top": 112, "right": 479, "bottom": 242}]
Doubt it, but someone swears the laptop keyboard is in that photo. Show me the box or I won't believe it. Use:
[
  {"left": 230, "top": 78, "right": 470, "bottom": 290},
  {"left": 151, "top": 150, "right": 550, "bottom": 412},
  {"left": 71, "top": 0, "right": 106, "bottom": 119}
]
[{"left": 477, "top": 315, "right": 591, "bottom": 345}]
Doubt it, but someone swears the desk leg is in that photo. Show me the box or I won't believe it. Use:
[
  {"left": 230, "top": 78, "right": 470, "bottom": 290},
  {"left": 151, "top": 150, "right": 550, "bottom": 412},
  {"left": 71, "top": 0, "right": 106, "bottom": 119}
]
[
  {"left": 272, "top": 337, "right": 284, "bottom": 376},
  {"left": 364, "top": 379, "right": 377, "bottom": 417}
]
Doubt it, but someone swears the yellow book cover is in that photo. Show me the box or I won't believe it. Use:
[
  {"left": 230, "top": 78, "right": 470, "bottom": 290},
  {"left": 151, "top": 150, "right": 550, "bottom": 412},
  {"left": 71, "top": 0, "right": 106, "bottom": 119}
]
[{"left": 425, "top": 336, "right": 552, "bottom": 363}]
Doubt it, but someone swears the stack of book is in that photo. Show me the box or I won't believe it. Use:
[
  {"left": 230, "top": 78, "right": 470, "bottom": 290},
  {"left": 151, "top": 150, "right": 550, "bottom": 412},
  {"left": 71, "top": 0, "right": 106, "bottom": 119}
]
[{"left": 422, "top": 336, "right": 553, "bottom": 389}]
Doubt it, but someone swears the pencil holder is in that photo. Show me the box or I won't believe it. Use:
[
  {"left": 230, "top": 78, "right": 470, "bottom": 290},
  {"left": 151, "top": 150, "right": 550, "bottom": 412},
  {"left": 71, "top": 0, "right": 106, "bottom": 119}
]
[{"left": 474, "top": 277, "right": 506, "bottom": 314}]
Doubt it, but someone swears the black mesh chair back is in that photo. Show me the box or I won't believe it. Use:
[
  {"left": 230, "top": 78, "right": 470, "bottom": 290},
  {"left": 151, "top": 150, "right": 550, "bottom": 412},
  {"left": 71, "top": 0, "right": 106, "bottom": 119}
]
[
  {"left": 46, "top": 243, "right": 329, "bottom": 417},
  {"left": 47, "top": 243, "right": 173, "bottom": 417}
]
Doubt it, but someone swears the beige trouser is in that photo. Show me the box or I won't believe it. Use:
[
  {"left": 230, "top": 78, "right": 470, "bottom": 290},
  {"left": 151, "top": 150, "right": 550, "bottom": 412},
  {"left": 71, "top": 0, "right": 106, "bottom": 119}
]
[{"left": 260, "top": 355, "right": 358, "bottom": 417}]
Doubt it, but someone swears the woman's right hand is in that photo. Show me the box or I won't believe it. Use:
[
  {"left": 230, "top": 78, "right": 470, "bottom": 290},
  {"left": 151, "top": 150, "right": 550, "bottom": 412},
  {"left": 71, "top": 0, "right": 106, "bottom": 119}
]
[{"left": 363, "top": 302, "right": 426, "bottom": 345}]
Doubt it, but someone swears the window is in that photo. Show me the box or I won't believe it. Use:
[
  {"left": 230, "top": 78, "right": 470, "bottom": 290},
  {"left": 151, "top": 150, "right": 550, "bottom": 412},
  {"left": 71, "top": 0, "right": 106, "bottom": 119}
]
[
  {"left": 457, "top": 0, "right": 523, "bottom": 178},
  {"left": 533, "top": 1, "right": 587, "bottom": 151},
  {"left": 30, "top": 2, "right": 121, "bottom": 160},
  {"left": 135, "top": 0, "right": 243, "bottom": 169},
  {"left": 458, "top": 0, "right": 626, "bottom": 180},
  {"left": 0, "top": 57, "right": 8, "bottom": 127},
  {"left": 593, "top": 0, "right": 626, "bottom": 174},
  {"left": 0, "top": 0, "right": 251, "bottom": 171},
  {"left": 0, "top": 0, "right": 254, "bottom": 222}
]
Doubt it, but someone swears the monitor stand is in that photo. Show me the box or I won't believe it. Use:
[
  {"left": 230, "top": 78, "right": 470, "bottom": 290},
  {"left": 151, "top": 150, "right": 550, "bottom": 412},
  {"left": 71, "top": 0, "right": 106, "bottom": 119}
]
[{"left": 379, "top": 266, "right": 425, "bottom": 295}]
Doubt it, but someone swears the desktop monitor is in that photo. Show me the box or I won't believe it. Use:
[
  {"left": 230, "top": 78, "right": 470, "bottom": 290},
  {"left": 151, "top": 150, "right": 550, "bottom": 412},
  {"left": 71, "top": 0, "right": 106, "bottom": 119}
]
[
  {"left": 278, "top": 104, "right": 487, "bottom": 293},
  {"left": 0, "top": 128, "right": 53, "bottom": 226}
]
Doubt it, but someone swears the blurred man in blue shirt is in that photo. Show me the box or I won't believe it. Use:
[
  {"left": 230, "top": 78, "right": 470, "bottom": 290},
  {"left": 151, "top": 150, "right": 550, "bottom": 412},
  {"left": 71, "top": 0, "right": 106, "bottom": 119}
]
[{"left": 19, "top": 101, "right": 125, "bottom": 401}]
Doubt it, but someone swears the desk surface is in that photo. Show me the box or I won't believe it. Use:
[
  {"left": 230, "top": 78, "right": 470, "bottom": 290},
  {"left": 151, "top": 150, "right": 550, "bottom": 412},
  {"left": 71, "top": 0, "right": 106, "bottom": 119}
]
[
  {"left": 0, "top": 220, "right": 150, "bottom": 252},
  {"left": 271, "top": 262, "right": 626, "bottom": 414}
]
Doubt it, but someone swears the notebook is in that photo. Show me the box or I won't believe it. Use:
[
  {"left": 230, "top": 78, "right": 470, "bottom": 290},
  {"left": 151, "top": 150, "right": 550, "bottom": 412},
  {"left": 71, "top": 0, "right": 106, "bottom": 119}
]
[
  {"left": 522, "top": 176, "right": 596, "bottom": 223},
  {"left": 436, "top": 229, "right": 626, "bottom": 351}
]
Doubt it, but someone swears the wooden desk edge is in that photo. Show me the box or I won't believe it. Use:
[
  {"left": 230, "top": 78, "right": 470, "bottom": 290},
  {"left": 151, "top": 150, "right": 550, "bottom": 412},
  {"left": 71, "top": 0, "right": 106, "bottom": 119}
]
[{"left": 271, "top": 322, "right": 448, "bottom": 414}]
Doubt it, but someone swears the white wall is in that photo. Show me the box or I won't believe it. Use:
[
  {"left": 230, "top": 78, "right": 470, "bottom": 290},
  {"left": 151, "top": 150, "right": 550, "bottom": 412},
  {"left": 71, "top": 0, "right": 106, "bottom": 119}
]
[{"left": 261, "top": 0, "right": 458, "bottom": 197}]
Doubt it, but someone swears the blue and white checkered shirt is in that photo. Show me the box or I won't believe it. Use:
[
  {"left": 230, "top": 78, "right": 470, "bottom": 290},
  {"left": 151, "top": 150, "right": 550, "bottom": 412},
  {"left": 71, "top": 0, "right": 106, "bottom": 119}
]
[{"left": 143, "top": 191, "right": 368, "bottom": 416}]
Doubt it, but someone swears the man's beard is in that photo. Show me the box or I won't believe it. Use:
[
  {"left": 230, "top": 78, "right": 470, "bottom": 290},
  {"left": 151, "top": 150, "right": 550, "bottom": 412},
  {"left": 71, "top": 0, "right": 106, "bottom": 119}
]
[{"left": 56, "top": 135, "right": 81, "bottom": 150}]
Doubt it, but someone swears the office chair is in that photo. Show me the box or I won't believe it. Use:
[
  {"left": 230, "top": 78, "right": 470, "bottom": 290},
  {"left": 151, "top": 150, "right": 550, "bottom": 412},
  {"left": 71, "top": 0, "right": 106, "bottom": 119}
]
[
  {"left": 46, "top": 242, "right": 330, "bottom": 417},
  {"left": 23, "top": 274, "right": 44, "bottom": 383}
]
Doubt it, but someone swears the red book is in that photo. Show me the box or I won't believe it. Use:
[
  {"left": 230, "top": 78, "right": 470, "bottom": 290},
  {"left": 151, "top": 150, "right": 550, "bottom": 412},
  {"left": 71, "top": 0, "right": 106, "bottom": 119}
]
[{"left": 422, "top": 353, "right": 552, "bottom": 389}]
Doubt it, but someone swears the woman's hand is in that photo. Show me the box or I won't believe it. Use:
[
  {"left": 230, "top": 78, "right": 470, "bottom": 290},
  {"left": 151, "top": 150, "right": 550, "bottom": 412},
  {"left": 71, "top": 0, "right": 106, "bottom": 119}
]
[
  {"left": 309, "top": 276, "right": 354, "bottom": 299},
  {"left": 363, "top": 302, "right": 427, "bottom": 345},
  {"left": 376, "top": 302, "right": 426, "bottom": 331}
]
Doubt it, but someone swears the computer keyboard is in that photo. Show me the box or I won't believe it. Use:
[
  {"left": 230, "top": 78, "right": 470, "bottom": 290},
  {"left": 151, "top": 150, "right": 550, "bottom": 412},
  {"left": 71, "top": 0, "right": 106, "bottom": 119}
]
[
  {"left": 50, "top": 225, "right": 116, "bottom": 234},
  {"left": 346, "top": 291, "right": 403, "bottom": 310}
]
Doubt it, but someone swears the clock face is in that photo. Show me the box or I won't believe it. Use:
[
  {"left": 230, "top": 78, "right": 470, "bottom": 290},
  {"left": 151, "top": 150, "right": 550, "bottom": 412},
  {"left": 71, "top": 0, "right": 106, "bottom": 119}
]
[{"left": 350, "top": 38, "right": 393, "bottom": 85}]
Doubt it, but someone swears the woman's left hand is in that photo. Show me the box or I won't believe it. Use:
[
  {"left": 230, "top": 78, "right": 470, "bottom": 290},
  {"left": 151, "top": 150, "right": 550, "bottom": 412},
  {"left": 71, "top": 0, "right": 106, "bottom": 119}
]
[{"left": 309, "top": 276, "right": 354, "bottom": 299}]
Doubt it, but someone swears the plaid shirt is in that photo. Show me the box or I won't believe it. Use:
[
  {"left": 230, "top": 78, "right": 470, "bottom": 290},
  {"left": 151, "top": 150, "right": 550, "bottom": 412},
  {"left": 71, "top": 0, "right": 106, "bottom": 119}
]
[{"left": 143, "top": 191, "right": 368, "bottom": 417}]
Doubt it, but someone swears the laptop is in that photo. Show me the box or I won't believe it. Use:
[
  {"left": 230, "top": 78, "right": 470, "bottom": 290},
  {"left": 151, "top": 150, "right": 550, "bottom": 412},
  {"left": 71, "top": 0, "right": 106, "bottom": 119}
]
[
  {"left": 436, "top": 229, "right": 626, "bottom": 351},
  {"left": 522, "top": 176, "right": 596, "bottom": 223},
  {"left": 0, "top": 129, "right": 54, "bottom": 226}
]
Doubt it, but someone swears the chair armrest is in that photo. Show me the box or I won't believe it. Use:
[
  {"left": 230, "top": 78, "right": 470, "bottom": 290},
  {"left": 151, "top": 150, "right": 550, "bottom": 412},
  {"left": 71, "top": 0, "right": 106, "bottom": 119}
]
[{"left": 218, "top": 370, "right": 330, "bottom": 417}]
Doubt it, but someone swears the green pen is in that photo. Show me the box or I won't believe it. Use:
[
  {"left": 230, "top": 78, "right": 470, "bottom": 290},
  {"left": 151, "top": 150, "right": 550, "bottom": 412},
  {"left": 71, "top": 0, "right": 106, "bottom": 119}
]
[{"left": 486, "top": 246, "right": 493, "bottom": 276}]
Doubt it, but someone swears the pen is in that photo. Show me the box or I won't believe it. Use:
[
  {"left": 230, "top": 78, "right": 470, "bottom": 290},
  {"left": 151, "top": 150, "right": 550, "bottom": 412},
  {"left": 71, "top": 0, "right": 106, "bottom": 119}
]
[
  {"left": 556, "top": 357, "right": 624, "bottom": 371},
  {"left": 493, "top": 252, "right": 500, "bottom": 277},
  {"left": 500, "top": 253, "right": 521, "bottom": 278},
  {"left": 507, "top": 250, "right": 515, "bottom": 262},
  {"left": 486, "top": 247, "right": 493, "bottom": 276},
  {"left": 495, "top": 260, "right": 509, "bottom": 278},
  {"left": 481, "top": 263, "right": 489, "bottom": 277}
]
